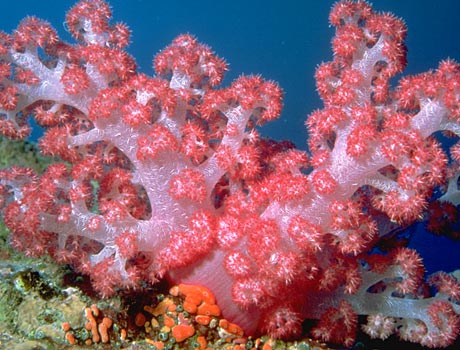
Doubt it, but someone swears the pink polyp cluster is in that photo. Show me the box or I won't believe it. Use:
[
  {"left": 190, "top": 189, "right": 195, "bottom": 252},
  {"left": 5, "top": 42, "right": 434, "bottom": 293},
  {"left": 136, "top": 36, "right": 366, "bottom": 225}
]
[{"left": 0, "top": 0, "right": 460, "bottom": 348}]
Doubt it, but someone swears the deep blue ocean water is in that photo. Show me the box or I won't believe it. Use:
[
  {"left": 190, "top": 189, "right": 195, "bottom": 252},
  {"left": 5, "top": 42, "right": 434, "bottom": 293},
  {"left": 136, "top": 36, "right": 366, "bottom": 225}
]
[{"left": 1, "top": 1, "right": 459, "bottom": 274}]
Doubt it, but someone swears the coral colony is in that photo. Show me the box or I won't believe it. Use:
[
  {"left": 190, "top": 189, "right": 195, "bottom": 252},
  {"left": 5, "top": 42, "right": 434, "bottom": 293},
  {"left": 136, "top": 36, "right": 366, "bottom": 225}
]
[{"left": 0, "top": 0, "right": 460, "bottom": 347}]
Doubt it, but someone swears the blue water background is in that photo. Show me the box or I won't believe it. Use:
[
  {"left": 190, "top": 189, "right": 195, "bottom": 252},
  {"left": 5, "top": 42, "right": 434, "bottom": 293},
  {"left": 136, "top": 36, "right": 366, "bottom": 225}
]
[{"left": 1, "top": 1, "right": 460, "bottom": 274}]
